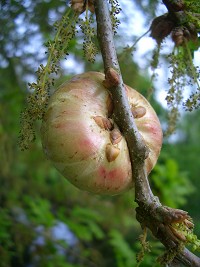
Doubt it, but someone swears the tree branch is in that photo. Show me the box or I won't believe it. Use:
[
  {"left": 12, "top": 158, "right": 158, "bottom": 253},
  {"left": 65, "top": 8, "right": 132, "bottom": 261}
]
[
  {"left": 94, "top": 0, "right": 154, "bottom": 204},
  {"left": 94, "top": 0, "right": 200, "bottom": 266}
]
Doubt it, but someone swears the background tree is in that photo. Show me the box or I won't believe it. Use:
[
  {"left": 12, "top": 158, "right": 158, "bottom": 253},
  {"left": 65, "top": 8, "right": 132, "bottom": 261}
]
[{"left": 0, "top": 0, "right": 200, "bottom": 266}]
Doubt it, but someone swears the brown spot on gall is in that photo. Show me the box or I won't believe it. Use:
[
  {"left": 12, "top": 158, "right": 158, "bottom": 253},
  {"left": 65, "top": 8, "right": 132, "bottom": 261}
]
[
  {"left": 131, "top": 106, "right": 146, "bottom": 119},
  {"left": 110, "top": 128, "right": 122, "bottom": 145},
  {"left": 93, "top": 116, "right": 113, "bottom": 130},
  {"left": 106, "top": 143, "right": 120, "bottom": 162}
]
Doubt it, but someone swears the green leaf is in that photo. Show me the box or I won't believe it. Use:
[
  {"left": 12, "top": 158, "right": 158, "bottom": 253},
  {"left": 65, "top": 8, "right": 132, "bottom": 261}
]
[
  {"left": 23, "top": 196, "right": 55, "bottom": 227},
  {"left": 109, "top": 229, "right": 136, "bottom": 267}
]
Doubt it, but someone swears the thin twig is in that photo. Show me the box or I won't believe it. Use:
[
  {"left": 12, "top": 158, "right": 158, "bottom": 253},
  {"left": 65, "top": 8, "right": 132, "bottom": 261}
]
[{"left": 119, "top": 29, "right": 150, "bottom": 61}]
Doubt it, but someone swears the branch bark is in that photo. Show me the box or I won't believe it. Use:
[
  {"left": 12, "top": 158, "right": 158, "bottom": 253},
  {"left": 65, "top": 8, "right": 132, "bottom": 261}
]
[{"left": 94, "top": 0, "right": 200, "bottom": 266}]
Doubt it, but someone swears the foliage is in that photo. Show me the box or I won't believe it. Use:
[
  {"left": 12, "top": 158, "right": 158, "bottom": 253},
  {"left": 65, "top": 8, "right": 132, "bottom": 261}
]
[
  {"left": 109, "top": 229, "right": 136, "bottom": 267},
  {"left": 173, "top": 221, "right": 200, "bottom": 252},
  {"left": 165, "top": 44, "right": 200, "bottom": 135},
  {"left": 164, "top": 109, "right": 200, "bottom": 222},
  {"left": 149, "top": 0, "right": 200, "bottom": 135},
  {"left": 19, "top": 8, "right": 78, "bottom": 150},
  {"left": 151, "top": 155, "right": 194, "bottom": 208},
  {"left": 136, "top": 228, "right": 151, "bottom": 266},
  {"left": 79, "top": 13, "right": 98, "bottom": 63},
  {"left": 109, "top": 0, "right": 122, "bottom": 33}
]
